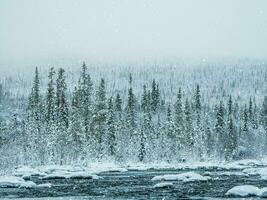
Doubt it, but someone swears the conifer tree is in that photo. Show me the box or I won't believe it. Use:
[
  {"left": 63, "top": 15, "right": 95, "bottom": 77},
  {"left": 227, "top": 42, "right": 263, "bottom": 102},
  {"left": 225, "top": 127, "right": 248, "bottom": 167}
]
[
  {"left": 151, "top": 79, "right": 160, "bottom": 112},
  {"left": 115, "top": 93, "right": 122, "bottom": 112},
  {"left": 215, "top": 101, "right": 225, "bottom": 158},
  {"left": 107, "top": 97, "right": 116, "bottom": 157},
  {"left": 46, "top": 67, "right": 56, "bottom": 124},
  {"left": 141, "top": 85, "right": 148, "bottom": 112},
  {"left": 226, "top": 96, "right": 237, "bottom": 160},
  {"left": 184, "top": 98, "right": 193, "bottom": 147},
  {"left": 56, "top": 68, "right": 69, "bottom": 164},
  {"left": 164, "top": 105, "right": 176, "bottom": 160},
  {"left": 69, "top": 86, "right": 84, "bottom": 160},
  {"left": 126, "top": 75, "right": 137, "bottom": 129},
  {"left": 27, "top": 67, "right": 43, "bottom": 163},
  {"left": 174, "top": 88, "right": 184, "bottom": 148},
  {"left": 28, "top": 67, "right": 42, "bottom": 133},
  {"left": 92, "top": 78, "right": 108, "bottom": 158},
  {"left": 79, "top": 62, "right": 93, "bottom": 139},
  {"left": 45, "top": 67, "right": 56, "bottom": 162}
]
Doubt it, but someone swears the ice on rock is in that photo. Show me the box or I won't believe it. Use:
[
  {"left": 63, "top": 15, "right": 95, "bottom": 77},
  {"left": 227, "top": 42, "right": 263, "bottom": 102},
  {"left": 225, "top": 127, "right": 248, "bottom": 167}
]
[
  {"left": 153, "top": 182, "right": 174, "bottom": 188},
  {"left": 152, "top": 172, "right": 210, "bottom": 182},
  {"left": 0, "top": 176, "right": 36, "bottom": 188}
]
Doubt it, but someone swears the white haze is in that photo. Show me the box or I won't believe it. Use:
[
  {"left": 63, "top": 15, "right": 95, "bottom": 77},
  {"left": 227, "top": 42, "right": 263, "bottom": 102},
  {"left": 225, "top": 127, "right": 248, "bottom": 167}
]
[{"left": 0, "top": 0, "right": 267, "bottom": 73}]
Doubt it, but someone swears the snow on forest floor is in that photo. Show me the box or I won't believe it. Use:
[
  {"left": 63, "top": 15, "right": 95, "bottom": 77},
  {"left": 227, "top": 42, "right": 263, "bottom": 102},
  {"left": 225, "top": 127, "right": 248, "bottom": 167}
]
[{"left": 1, "top": 159, "right": 267, "bottom": 199}]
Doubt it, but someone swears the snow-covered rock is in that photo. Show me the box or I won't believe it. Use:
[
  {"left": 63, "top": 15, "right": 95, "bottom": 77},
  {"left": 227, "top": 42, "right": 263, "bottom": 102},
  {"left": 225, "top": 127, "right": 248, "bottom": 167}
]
[
  {"left": 41, "top": 171, "right": 99, "bottom": 180},
  {"left": 152, "top": 172, "right": 210, "bottom": 182},
  {"left": 15, "top": 165, "right": 100, "bottom": 180},
  {"left": 37, "top": 183, "right": 52, "bottom": 188},
  {"left": 226, "top": 185, "right": 267, "bottom": 197},
  {"left": 153, "top": 182, "right": 174, "bottom": 188},
  {"left": 226, "top": 185, "right": 260, "bottom": 197},
  {"left": 40, "top": 171, "right": 70, "bottom": 180},
  {"left": 0, "top": 176, "right": 36, "bottom": 188}
]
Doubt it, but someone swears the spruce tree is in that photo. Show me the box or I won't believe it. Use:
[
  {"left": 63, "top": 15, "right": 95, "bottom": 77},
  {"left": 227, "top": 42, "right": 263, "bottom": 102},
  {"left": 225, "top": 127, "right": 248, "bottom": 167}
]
[
  {"left": 174, "top": 88, "right": 184, "bottom": 148},
  {"left": 69, "top": 86, "right": 84, "bottom": 160},
  {"left": 79, "top": 62, "right": 93, "bottom": 139},
  {"left": 226, "top": 96, "right": 237, "bottom": 160},
  {"left": 151, "top": 79, "right": 160, "bottom": 112},
  {"left": 45, "top": 67, "right": 56, "bottom": 162},
  {"left": 46, "top": 67, "right": 56, "bottom": 124},
  {"left": 126, "top": 79, "right": 137, "bottom": 129},
  {"left": 107, "top": 97, "right": 116, "bottom": 157},
  {"left": 215, "top": 101, "right": 225, "bottom": 158},
  {"left": 27, "top": 67, "right": 43, "bottom": 164},
  {"left": 115, "top": 93, "right": 122, "bottom": 112},
  {"left": 184, "top": 98, "right": 193, "bottom": 147},
  {"left": 92, "top": 78, "right": 108, "bottom": 158},
  {"left": 56, "top": 68, "right": 69, "bottom": 164}
]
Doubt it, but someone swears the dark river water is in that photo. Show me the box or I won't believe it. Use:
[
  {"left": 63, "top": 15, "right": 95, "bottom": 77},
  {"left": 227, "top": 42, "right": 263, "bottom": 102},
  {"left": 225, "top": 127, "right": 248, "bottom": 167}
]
[{"left": 0, "top": 167, "right": 266, "bottom": 199}]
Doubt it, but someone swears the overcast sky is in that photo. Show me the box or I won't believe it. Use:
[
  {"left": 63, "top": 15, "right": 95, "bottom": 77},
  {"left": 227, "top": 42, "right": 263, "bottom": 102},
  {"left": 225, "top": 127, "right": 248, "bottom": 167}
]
[{"left": 0, "top": 0, "right": 267, "bottom": 72}]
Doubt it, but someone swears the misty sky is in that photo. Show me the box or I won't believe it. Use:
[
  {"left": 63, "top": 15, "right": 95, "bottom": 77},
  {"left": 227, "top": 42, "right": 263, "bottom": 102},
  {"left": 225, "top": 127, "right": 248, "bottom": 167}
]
[{"left": 0, "top": 0, "right": 267, "bottom": 71}]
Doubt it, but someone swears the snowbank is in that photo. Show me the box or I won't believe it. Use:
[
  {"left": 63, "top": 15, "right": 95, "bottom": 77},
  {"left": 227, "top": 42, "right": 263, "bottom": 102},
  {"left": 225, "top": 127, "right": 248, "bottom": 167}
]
[
  {"left": 0, "top": 176, "right": 36, "bottom": 188},
  {"left": 152, "top": 172, "right": 210, "bottom": 182},
  {"left": 226, "top": 185, "right": 267, "bottom": 197},
  {"left": 153, "top": 182, "right": 174, "bottom": 188}
]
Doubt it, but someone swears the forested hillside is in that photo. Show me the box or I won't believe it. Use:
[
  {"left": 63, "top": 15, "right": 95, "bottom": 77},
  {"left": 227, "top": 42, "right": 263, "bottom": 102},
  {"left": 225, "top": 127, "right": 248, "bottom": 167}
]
[{"left": 0, "top": 62, "right": 266, "bottom": 169}]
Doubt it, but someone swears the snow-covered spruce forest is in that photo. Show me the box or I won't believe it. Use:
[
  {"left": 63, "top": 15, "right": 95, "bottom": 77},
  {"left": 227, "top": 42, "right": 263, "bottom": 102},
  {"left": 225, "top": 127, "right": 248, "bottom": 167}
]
[{"left": 0, "top": 62, "right": 267, "bottom": 170}]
